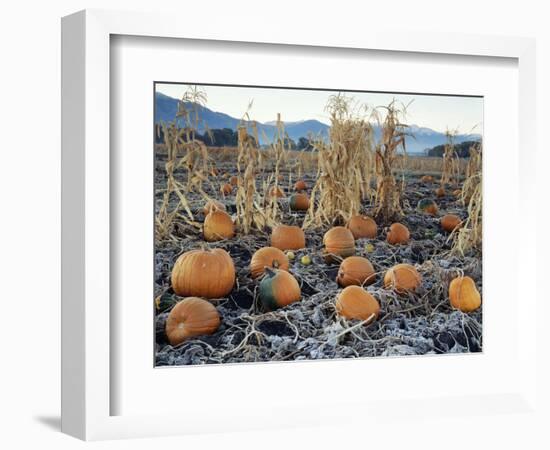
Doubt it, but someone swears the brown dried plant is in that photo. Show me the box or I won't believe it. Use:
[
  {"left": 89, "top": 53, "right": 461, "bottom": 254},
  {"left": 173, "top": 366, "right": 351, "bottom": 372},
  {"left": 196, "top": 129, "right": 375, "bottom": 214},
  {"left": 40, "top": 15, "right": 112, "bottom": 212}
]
[
  {"left": 451, "top": 143, "right": 482, "bottom": 255},
  {"left": 304, "top": 94, "right": 375, "bottom": 229},
  {"left": 263, "top": 114, "right": 291, "bottom": 226},
  {"left": 234, "top": 109, "right": 278, "bottom": 233},
  {"left": 373, "top": 99, "right": 410, "bottom": 223},
  {"left": 155, "top": 86, "right": 210, "bottom": 241},
  {"left": 440, "top": 128, "right": 461, "bottom": 188}
]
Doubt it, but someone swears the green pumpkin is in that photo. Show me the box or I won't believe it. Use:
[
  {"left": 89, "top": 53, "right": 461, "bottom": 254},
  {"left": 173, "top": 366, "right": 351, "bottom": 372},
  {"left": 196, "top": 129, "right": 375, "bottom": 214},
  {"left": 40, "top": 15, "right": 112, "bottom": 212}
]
[
  {"left": 417, "top": 198, "right": 438, "bottom": 216},
  {"left": 258, "top": 268, "right": 301, "bottom": 311},
  {"left": 155, "top": 291, "right": 178, "bottom": 312}
]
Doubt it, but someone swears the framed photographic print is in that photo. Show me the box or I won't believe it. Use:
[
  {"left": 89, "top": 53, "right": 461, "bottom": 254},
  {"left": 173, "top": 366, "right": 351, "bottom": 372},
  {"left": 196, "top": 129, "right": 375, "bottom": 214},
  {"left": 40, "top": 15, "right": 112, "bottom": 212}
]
[
  {"left": 62, "top": 9, "right": 539, "bottom": 442},
  {"left": 152, "top": 82, "right": 484, "bottom": 368}
]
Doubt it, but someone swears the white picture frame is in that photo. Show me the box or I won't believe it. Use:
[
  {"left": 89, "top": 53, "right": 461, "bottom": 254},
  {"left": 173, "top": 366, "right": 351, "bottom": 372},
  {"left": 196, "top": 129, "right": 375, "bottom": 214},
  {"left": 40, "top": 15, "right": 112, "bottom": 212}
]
[{"left": 61, "top": 9, "right": 539, "bottom": 441}]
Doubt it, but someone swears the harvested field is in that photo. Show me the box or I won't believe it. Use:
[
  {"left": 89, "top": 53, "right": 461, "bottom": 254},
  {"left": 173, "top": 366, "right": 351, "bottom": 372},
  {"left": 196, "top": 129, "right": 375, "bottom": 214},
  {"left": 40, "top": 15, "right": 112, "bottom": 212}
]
[{"left": 154, "top": 153, "right": 482, "bottom": 366}]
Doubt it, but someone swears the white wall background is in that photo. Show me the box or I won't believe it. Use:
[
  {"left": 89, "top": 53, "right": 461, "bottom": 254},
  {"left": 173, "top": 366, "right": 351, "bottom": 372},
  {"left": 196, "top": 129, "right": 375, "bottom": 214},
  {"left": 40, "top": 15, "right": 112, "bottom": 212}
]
[{"left": 0, "top": 0, "right": 547, "bottom": 448}]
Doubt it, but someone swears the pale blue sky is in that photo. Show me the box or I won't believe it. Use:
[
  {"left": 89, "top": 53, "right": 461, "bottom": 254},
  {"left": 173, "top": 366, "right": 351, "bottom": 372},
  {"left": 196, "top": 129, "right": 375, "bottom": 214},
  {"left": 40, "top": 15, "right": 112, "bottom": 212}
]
[{"left": 156, "top": 83, "right": 483, "bottom": 134}]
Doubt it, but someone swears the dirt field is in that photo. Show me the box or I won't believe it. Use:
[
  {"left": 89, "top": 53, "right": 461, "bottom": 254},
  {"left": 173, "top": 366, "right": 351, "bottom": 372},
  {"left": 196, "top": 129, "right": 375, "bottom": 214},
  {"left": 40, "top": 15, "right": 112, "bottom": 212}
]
[{"left": 154, "top": 150, "right": 482, "bottom": 366}]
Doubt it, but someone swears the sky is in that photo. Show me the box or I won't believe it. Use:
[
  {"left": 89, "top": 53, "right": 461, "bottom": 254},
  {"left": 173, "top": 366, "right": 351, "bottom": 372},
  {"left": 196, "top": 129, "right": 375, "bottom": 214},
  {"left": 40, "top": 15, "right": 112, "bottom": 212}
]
[{"left": 156, "top": 83, "right": 483, "bottom": 134}]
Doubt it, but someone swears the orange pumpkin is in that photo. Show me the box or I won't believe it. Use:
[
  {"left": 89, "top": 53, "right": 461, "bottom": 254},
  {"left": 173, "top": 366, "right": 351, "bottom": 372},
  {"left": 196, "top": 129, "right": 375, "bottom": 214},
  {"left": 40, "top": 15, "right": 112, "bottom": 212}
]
[
  {"left": 171, "top": 248, "right": 235, "bottom": 298},
  {"left": 347, "top": 215, "right": 377, "bottom": 239},
  {"left": 203, "top": 199, "right": 226, "bottom": 215},
  {"left": 435, "top": 187, "right": 446, "bottom": 198},
  {"left": 386, "top": 223, "right": 410, "bottom": 245},
  {"left": 210, "top": 167, "right": 219, "bottom": 177},
  {"left": 221, "top": 183, "right": 233, "bottom": 195},
  {"left": 323, "top": 226, "right": 356, "bottom": 262},
  {"left": 250, "top": 247, "right": 289, "bottom": 279},
  {"left": 384, "top": 264, "right": 421, "bottom": 293},
  {"left": 335, "top": 285, "right": 380, "bottom": 321},
  {"left": 337, "top": 256, "right": 376, "bottom": 287},
  {"left": 421, "top": 175, "right": 434, "bottom": 183},
  {"left": 449, "top": 276, "right": 481, "bottom": 312},
  {"left": 258, "top": 268, "right": 301, "bottom": 311},
  {"left": 269, "top": 186, "right": 285, "bottom": 198},
  {"left": 289, "top": 193, "right": 310, "bottom": 211},
  {"left": 441, "top": 214, "right": 462, "bottom": 232},
  {"left": 294, "top": 180, "right": 307, "bottom": 191},
  {"left": 203, "top": 210, "right": 235, "bottom": 242},
  {"left": 271, "top": 225, "right": 306, "bottom": 250},
  {"left": 229, "top": 175, "right": 239, "bottom": 186},
  {"left": 165, "top": 297, "right": 221, "bottom": 345}
]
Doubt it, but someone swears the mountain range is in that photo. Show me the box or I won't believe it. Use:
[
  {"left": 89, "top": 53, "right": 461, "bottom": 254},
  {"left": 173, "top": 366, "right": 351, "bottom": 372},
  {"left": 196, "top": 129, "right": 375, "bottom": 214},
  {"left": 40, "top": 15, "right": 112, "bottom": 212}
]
[{"left": 155, "top": 92, "right": 481, "bottom": 153}]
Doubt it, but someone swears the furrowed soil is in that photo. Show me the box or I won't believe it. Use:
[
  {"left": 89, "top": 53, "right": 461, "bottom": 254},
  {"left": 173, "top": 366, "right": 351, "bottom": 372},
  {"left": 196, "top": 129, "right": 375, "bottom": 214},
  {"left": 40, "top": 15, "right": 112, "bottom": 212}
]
[{"left": 154, "top": 151, "right": 482, "bottom": 366}]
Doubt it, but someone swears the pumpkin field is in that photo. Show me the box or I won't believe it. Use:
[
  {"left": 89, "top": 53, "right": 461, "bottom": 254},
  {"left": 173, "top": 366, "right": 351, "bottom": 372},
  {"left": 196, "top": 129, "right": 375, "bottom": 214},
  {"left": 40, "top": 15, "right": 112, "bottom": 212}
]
[{"left": 154, "top": 87, "right": 483, "bottom": 366}]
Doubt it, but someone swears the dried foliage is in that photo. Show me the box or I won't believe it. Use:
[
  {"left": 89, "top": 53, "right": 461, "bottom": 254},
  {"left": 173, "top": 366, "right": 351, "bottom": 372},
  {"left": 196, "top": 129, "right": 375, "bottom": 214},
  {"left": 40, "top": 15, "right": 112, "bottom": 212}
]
[
  {"left": 235, "top": 121, "right": 264, "bottom": 233},
  {"left": 452, "top": 143, "right": 482, "bottom": 255},
  {"left": 262, "top": 114, "right": 291, "bottom": 226},
  {"left": 156, "top": 86, "right": 212, "bottom": 241},
  {"left": 304, "top": 94, "right": 375, "bottom": 229},
  {"left": 373, "top": 100, "right": 410, "bottom": 223},
  {"left": 440, "top": 128, "right": 461, "bottom": 188}
]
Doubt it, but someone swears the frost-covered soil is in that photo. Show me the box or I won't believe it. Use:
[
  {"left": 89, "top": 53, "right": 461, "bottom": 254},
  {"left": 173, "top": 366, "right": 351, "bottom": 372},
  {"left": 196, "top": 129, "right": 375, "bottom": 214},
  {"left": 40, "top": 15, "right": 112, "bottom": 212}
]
[{"left": 154, "top": 154, "right": 482, "bottom": 366}]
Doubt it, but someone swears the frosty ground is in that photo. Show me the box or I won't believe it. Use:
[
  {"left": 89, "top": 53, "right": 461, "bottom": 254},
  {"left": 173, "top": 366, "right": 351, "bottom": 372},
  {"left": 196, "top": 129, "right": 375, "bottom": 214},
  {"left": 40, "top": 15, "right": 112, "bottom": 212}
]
[{"left": 154, "top": 153, "right": 482, "bottom": 366}]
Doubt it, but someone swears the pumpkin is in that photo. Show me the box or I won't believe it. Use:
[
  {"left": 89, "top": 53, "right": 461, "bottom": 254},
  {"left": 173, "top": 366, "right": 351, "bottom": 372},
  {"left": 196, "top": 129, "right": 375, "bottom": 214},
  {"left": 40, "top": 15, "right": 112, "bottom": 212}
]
[
  {"left": 271, "top": 225, "right": 306, "bottom": 250},
  {"left": 441, "top": 214, "right": 462, "bottom": 232},
  {"left": 258, "top": 268, "right": 301, "bottom": 311},
  {"left": 269, "top": 186, "right": 285, "bottom": 198},
  {"left": 171, "top": 248, "right": 235, "bottom": 298},
  {"left": 229, "top": 175, "right": 239, "bottom": 186},
  {"left": 384, "top": 263, "right": 421, "bottom": 293},
  {"left": 289, "top": 193, "right": 310, "bottom": 211},
  {"left": 165, "top": 297, "right": 221, "bottom": 345},
  {"left": 435, "top": 187, "right": 446, "bottom": 198},
  {"left": 250, "top": 246, "right": 289, "bottom": 279},
  {"left": 421, "top": 175, "right": 434, "bottom": 183},
  {"left": 417, "top": 198, "right": 438, "bottom": 216},
  {"left": 323, "top": 226, "right": 356, "bottom": 262},
  {"left": 203, "top": 210, "right": 235, "bottom": 242},
  {"left": 203, "top": 199, "right": 226, "bottom": 215},
  {"left": 337, "top": 256, "right": 376, "bottom": 287},
  {"left": 154, "top": 291, "right": 177, "bottom": 312},
  {"left": 301, "top": 255, "right": 312, "bottom": 266},
  {"left": 210, "top": 167, "right": 219, "bottom": 177},
  {"left": 347, "top": 215, "right": 377, "bottom": 239},
  {"left": 386, "top": 222, "right": 410, "bottom": 245},
  {"left": 335, "top": 285, "right": 380, "bottom": 321},
  {"left": 221, "top": 183, "right": 233, "bottom": 195},
  {"left": 294, "top": 180, "right": 307, "bottom": 191},
  {"left": 449, "top": 276, "right": 481, "bottom": 312}
]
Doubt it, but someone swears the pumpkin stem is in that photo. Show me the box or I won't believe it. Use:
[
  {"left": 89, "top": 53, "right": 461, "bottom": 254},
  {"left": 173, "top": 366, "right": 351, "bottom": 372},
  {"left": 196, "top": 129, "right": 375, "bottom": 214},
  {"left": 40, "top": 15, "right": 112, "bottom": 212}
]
[
  {"left": 272, "top": 260, "right": 279, "bottom": 269},
  {"left": 264, "top": 266, "right": 277, "bottom": 277}
]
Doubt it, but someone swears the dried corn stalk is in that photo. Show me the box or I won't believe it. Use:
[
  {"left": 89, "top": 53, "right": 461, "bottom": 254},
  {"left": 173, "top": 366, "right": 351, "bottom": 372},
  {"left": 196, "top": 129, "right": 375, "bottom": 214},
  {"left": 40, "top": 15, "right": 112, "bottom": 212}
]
[
  {"left": 263, "top": 114, "right": 290, "bottom": 226},
  {"left": 234, "top": 121, "right": 276, "bottom": 233},
  {"left": 155, "top": 86, "right": 210, "bottom": 240},
  {"left": 440, "top": 128, "right": 461, "bottom": 188},
  {"left": 304, "top": 94, "right": 375, "bottom": 229},
  {"left": 452, "top": 143, "right": 482, "bottom": 255},
  {"left": 373, "top": 100, "right": 410, "bottom": 223}
]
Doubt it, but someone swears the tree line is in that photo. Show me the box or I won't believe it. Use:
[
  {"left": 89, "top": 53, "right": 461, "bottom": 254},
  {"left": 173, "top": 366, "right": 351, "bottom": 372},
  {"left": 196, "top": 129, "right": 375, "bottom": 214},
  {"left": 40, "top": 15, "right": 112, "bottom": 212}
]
[
  {"left": 426, "top": 140, "right": 481, "bottom": 158},
  {"left": 155, "top": 124, "right": 315, "bottom": 150}
]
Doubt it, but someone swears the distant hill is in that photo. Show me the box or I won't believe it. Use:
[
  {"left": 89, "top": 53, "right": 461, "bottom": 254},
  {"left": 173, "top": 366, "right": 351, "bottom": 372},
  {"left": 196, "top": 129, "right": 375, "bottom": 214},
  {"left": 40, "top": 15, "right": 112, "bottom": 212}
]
[{"left": 155, "top": 92, "right": 481, "bottom": 152}]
